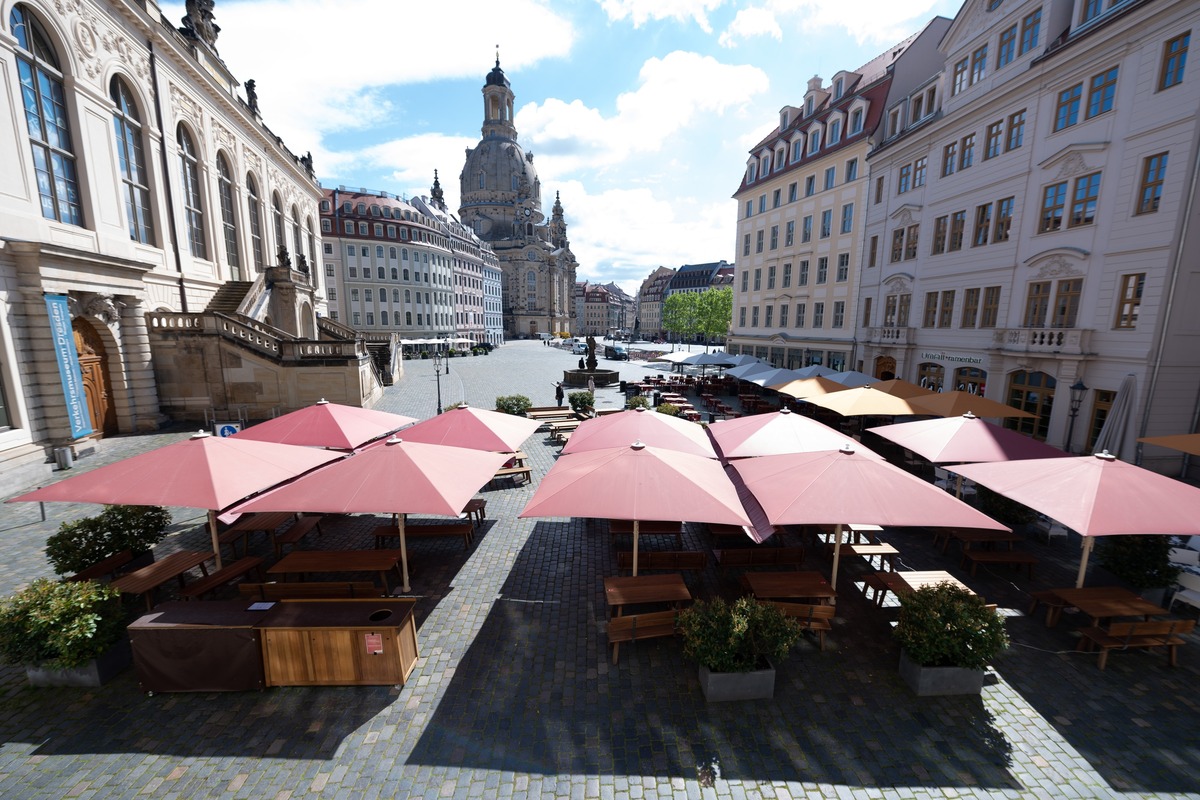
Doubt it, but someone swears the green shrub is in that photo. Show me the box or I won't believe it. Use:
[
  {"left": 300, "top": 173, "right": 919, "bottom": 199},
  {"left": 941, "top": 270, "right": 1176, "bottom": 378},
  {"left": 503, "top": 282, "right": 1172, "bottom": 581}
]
[
  {"left": 656, "top": 402, "right": 679, "bottom": 416},
  {"left": 494, "top": 394, "right": 532, "bottom": 416},
  {"left": 627, "top": 395, "right": 651, "bottom": 410},
  {"left": 893, "top": 583, "right": 1008, "bottom": 669},
  {"left": 0, "top": 579, "right": 125, "bottom": 668},
  {"left": 45, "top": 504, "right": 172, "bottom": 576},
  {"left": 1097, "top": 535, "right": 1180, "bottom": 590},
  {"left": 677, "top": 597, "right": 802, "bottom": 673},
  {"left": 568, "top": 391, "right": 593, "bottom": 414}
]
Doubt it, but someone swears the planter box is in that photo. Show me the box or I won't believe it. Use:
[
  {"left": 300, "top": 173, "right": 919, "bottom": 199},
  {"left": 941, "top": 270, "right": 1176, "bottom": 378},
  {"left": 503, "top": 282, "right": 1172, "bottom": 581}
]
[
  {"left": 25, "top": 639, "right": 132, "bottom": 688},
  {"left": 698, "top": 662, "right": 775, "bottom": 702},
  {"left": 898, "top": 649, "right": 984, "bottom": 696}
]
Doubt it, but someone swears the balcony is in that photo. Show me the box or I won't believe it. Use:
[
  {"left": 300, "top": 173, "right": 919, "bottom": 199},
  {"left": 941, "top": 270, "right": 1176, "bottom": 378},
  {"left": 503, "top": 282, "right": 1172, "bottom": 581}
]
[
  {"left": 864, "top": 327, "right": 917, "bottom": 345},
  {"left": 991, "top": 328, "right": 1092, "bottom": 355}
]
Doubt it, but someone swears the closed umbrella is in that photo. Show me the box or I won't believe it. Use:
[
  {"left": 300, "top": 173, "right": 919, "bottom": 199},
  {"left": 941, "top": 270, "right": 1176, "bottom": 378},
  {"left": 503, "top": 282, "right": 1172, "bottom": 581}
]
[
  {"left": 908, "top": 391, "right": 1034, "bottom": 419},
  {"left": 952, "top": 451, "right": 1200, "bottom": 586},
  {"left": 708, "top": 408, "right": 880, "bottom": 460},
  {"left": 562, "top": 407, "right": 717, "bottom": 458},
  {"left": 398, "top": 404, "right": 540, "bottom": 453},
  {"left": 1091, "top": 374, "right": 1137, "bottom": 458},
  {"left": 234, "top": 399, "right": 416, "bottom": 449}
]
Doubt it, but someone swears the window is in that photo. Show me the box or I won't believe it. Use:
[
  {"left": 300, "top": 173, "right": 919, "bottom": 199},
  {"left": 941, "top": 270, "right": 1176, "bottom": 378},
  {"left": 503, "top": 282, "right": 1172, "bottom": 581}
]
[
  {"left": 1007, "top": 110, "right": 1026, "bottom": 150},
  {"left": 13, "top": 6, "right": 83, "bottom": 226},
  {"left": 898, "top": 165, "right": 912, "bottom": 194},
  {"left": 1115, "top": 273, "right": 1145, "bottom": 328},
  {"left": 782, "top": 263, "right": 792, "bottom": 287},
  {"left": 351, "top": 289, "right": 360, "bottom": 302},
  {"left": 905, "top": 225, "right": 919, "bottom": 260},
  {"left": 805, "top": 176, "right": 815, "bottom": 196},
  {"left": 788, "top": 182, "right": 798, "bottom": 202},
  {"left": 862, "top": 297, "right": 872, "bottom": 327},
  {"left": 796, "top": 303, "right": 806, "bottom": 328},
  {"left": 932, "top": 216, "right": 948, "bottom": 255},
  {"left": 911, "top": 94, "right": 925, "bottom": 122},
  {"left": 799, "top": 260, "right": 809, "bottom": 285},
  {"left": 898, "top": 294, "right": 911, "bottom": 326},
  {"left": 1069, "top": 172, "right": 1101, "bottom": 227},
  {"left": 1024, "top": 281, "right": 1051, "bottom": 327},
  {"left": 751, "top": 307, "right": 759, "bottom": 327},
  {"left": 216, "top": 154, "right": 239, "bottom": 269},
  {"left": 359, "top": 222, "right": 368, "bottom": 236},
  {"left": 952, "top": 58, "right": 969, "bottom": 96},
  {"left": 1137, "top": 153, "right": 1168, "bottom": 214},
  {"left": 802, "top": 216, "right": 812, "bottom": 243},
  {"left": 772, "top": 189, "right": 781, "bottom": 208},
  {"left": 846, "top": 159, "right": 858, "bottom": 181},
  {"left": 994, "top": 196, "right": 1015, "bottom": 242},
  {"left": 759, "top": 195, "right": 767, "bottom": 213},
  {"left": 743, "top": 233, "right": 751, "bottom": 256},
  {"left": 325, "top": 264, "right": 334, "bottom": 277},
  {"left": 756, "top": 230, "right": 764, "bottom": 253},
  {"left": 937, "top": 291, "right": 955, "bottom": 328},
  {"left": 962, "top": 288, "right": 980, "bottom": 328},
  {"left": 868, "top": 236, "right": 879, "bottom": 268},
  {"left": 1020, "top": 9, "right": 1041, "bottom": 56},
  {"left": 792, "top": 141, "right": 803, "bottom": 163},
  {"left": 809, "top": 129, "right": 821, "bottom": 154},
  {"left": 770, "top": 225, "right": 779, "bottom": 250},
  {"left": 841, "top": 203, "right": 854, "bottom": 234},
  {"left": 767, "top": 265, "right": 776, "bottom": 289},
  {"left": 850, "top": 108, "right": 864, "bottom": 134},
  {"left": 981, "top": 286, "right": 1001, "bottom": 327},
  {"left": 764, "top": 305, "right": 773, "bottom": 328},
  {"left": 816, "top": 257, "right": 828, "bottom": 284},
  {"left": 343, "top": 220, "right": 353, "bottom": 234},
  {"left": 753, "top": 269, "right": 761, "bottom": 290},
  {"left": 820, "top": 210, "right": 832, "bottom": 238},
  {"left": 112, "top": 78, "right": 154, "bottom": 244},
  {"left": 985, "top": 122, "right": 1003, "bottom": 160},
  {"left": 813, "top": 302, "right": 825, "bottom": 328},
  {"left": 834, "top": 77, "right": 844, "bottom": 99},
  {"left": 960, "top": 134, "right": 975, "bottom": 170},
  {"left": 874, "top": 176, "right": 885, "bottom": 204},
  {"left": 913, "top": 157, "right": 927, "bottom": 188},
  {"left": 785, "top": 220, "right": 795, "bottom": 247},
  {"left": 884, "top": 295, "right": 898, "bottom": 326},
  {"left": 836, "top": 253, "right": 849, "bottom": 281},
  {"left": 365, "top": 288, "right": 373, "bottom": 302},
  {"left": 177, "top": 126, "right": 206, "bottom": 258},
  {"left": 1086, "top": 67, "right": 1118, "bottom": 118},
  {"left": 739, "top": 307, "right": 746, "bottom": 327},
  {"left": 779, "top": 304, "right": 789, "bottom": 327},
  {"left": 1051, "top": 278, "right": 1082, "bottom": 328},
  {"left": 829, "top": 119, "right": 842, "bottom": 144},
  {"left": 1160, "top": 32, "right": 1190, "bottom": 90},
  {"left": 923, "top": 292, "right": 939, "bottom": 327},
  {"left": 833, "top": 301, "right": 845, "bottom": 328},
  {"left": 824, "top": 167, "right": 836, "bottom": 190},
  {"left": 891, "top": 229, "right": 905, "bottom": 263},
  {"left": 943, "top": 142, "right": 958, "bottom": 176},
  {"left": 745, "top": 200, "right": 753, "bottom": 218},
  {"left": 328, "top": 288, "right": 337, "bottom": 301},
  {"left": 998, "top": 25, "right": 1017, "bottom": 68},
  {"left": 973, "top": 203, "right": 992, "bottom": 247},
  {"left": 352, "top": 312, "right": 361, "bottom": 326},
  {"left": 949, "top": 211, "right": 966, "bottom": 251},
  {"left": 1039, "top": 181, "right": 1068, "bottom": 232},
  {"left": 1080, "top": 0, "right": 1101, "bottom": 24},
  {"left": 970, "top": 45, "right": 988, "bottom": 85}
]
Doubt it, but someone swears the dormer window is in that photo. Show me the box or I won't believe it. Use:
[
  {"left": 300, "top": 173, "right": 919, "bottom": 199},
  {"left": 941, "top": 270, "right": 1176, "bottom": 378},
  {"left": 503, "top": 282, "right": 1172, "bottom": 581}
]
[
  {"left": 774, "top": 147, "right": 785, "bottom": 169},
  {"left": 887, "top": 108, "right": 901, "bottom": 138},
  {"left": 792, "top": 139, "right": 804, "bottom": 162},
  {"left": 747, "top": 162, "right": 758, "bottom": 182},
  {"left": 805, "top": 96, "right": 814, "bottom": 116},
  {"left": 761, "top": 154, "right": 771, "bottom": 174},
  {"left": 320, "top": 200, "right": 331, "bottom": 213},
  {"left": 808, "top": 128, "right": 822, "bottom": 154},
  {"left": 780, "top": 109, "right": 790, "bottom": 130},
  {"left": 834, "top": 78, "right": 844, "bottom": 99},
  {"left": 829, "top": 119, "right": 842, "bottom": 144},
  {"left": 850, "top": 108, "right": 864, "bottom": 135}
]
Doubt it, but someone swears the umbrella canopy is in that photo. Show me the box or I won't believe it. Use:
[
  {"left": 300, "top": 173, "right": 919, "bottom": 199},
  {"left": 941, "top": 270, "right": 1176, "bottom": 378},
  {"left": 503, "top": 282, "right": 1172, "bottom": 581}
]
[
  {"left": 682, "top": 352, "right": 737, "bottom": 367},
  {"left": 731, "top": 445, "right": 1007, "bottom": 587},
  {"left": 1138, "top": 432, "right": 1200, "bottom": 456},
  {"left": 827, "top": 370, "right": 880, "bottom": 388},
  {"left": 952, "top": 451, "right": 1200, "bottom": 586},
  {"left": 238, "top": 437, "right": 509, "bottom": 591},
  {"left": 562, "top": 407, "right": 717, "bottom": 458},
  {"left": 724, "top": 354, "right": 764, "bottom": 367},
  {"left": 233, "top": 399, "right": 416, "bottom": 449},
  {"left": 652, "top": 351, "right": 694, "bottom": 364},
  {"left": 768, "top": 376, "right": 848, "bottom": 399},
  {"left": 871, "top": 379, "right": 934, "bottom": 398},
  {"left": 519, "top": 441, "right": 751, "bottom": 573},
  {"left": 867, "top": 413, "right": 1070, "bottom": 464},
  {"left": 10, "top": 432, "right": 341, "bottom": 568},
  {"left": 746, "top": 367, "right": 806, "bottom": 387},
  {"left": 398, "top": 404, "right": 540, "bottom": 453},
  {"left": 708, "top": 408, "right": 881, "bottom": 459},
  {"left": 805, "top": 386, "right": 933, "bottom": 417},
  {"left": 791, "top": 364, "right": 838, "bottom": 379},
  {"left": 908, "top": 391, "right": 1034, "bottom": 419},
  {"left": 725, "top": 362, "right": 774, "bottom": 381}
]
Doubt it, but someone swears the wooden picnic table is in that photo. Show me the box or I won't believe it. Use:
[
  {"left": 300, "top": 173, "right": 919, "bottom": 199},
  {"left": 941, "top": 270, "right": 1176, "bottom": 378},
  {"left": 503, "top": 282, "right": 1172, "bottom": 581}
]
[
  {"left": 834, "top": 543, "right": 899, "bottom": 571},
  {"left": 603, "top": 573, "right": 691, "bottom": 617},
  {"left": 266, "top": 549, "right": 406, "bottom": 591},
  {"left": 111, "top": 550, "right": 214, "bottom": 611},
  {"left": 219, "top": 511, "right": 296, "bottom": 559},
  {"left": 937, "top": 529, "right": 1024, "bottom": 553},
  {"left": 876, "top": 570, "right": 975, "bottom": 598},
  {"left": 1043, "top": 586, "right": 1168, "bottom": 627},
  {"left": 607, "top": 519, "right": 684, "bottom": 546},
  {"left": 744, "top": 571, "right": 837, "bottom": 604}
]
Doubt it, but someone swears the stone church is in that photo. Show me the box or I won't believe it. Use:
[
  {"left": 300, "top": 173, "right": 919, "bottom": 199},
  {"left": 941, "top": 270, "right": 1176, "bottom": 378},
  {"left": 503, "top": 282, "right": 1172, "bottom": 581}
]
[{"left": 458, "top": 56, "right": 577, "bottom": 339}]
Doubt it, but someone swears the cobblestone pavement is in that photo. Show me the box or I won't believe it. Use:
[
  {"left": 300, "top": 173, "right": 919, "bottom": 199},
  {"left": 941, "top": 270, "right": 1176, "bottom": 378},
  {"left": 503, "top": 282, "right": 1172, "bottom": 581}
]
[{"left": 1, "top": 340, "right": 1198, "bottom": 799}]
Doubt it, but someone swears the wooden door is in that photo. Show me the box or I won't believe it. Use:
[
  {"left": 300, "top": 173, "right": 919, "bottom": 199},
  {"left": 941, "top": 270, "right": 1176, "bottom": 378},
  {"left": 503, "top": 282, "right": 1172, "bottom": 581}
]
[{"left": 73, "top": 319, "right": 117, "bottom": 437}]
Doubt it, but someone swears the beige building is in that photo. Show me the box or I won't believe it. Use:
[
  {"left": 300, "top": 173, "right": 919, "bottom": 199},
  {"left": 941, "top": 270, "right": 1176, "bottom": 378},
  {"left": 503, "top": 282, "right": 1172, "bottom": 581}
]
[
  {"left": 636, "top": 266, "right": 675, "bottom": 340},
  {"left": 857, "top": 0, "right": 1200, "bottom": 471}
]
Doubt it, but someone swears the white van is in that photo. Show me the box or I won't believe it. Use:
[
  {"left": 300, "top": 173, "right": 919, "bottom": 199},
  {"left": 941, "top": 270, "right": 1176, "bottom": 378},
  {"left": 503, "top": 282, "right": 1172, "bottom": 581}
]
[{"left": 572, "top": 341, "right": 589, "bottom": 355}]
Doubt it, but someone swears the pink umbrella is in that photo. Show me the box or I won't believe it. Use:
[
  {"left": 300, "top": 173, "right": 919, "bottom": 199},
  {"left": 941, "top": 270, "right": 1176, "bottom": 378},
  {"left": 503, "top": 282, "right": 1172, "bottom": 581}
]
[
  {"left": 562, "top": 407, "right": 716, "bottom": 458},
  {"left": 730, "top": 445, "right": 1008, "bottom": 587},
  {"left": 233, "top": 399, "right": 416, "bottom": 449},
  {"left": 708, "top": 408, "right": 882, "bottom": 460},
  {"left": 238, "top": 437, "right": 509, "bottom": 592},
  {"left": 952, "top": 451, "right": 1200, "bottom": 586},
  {"left": 519, "top": 441, "right": 751, "bottom": 574},
  {"left": 398, "top": 404, "right": 540, "bottom": 453},
  {"left": 9, "top": 432, "right": 341, "bottom": 567},
  {"left": 868, "top": 413, "right": 1069, "bottom": 463}
]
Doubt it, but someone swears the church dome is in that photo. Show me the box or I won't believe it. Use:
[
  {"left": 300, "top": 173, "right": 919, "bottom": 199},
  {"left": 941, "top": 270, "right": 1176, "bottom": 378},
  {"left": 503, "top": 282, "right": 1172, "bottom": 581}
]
[
  {"left": 485, "top": 58, "right": 510, "bottom": 88},
  {"left": 462, "top": 139, "right": 541, "bottom": 206}
]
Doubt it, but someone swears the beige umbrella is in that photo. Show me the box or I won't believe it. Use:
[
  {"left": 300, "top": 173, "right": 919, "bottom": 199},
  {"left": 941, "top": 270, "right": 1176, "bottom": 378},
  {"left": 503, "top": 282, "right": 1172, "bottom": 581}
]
[
  {"left": 909, "top": 391, "right": 1034, "bottom": 419},
  {"left": 768, "top": 376, "right": 848, "bottom": 399},
  {"left": 1138, "top": 433, "right": 1200, "bottom": 456},
  {"left": 805, "top": 386, "right": 932, "bottom": 417},
  {"left": 870, "top": 379, "right": 934, "bottom": 399}
]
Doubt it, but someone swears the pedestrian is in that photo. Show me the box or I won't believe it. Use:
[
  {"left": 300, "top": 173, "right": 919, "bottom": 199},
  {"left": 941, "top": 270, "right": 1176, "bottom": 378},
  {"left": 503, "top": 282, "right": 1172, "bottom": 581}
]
[
  {"left": 554, "top": 381, "right": 564, "bottom": 407},
  {"left": 578, "top": 356, "right": 585, "bottom": 370},
  {"left": 587, "top": 376, "right": 595, "bottom": 395}
]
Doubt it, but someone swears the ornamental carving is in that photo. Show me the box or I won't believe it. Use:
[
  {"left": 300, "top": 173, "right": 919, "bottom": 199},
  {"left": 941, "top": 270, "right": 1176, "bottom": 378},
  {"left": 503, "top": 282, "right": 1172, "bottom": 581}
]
[
  {"left": 213, "top": 122, "right": 236, "bottom": 154},
  {"left": 884, "top": 275, "right": 912, "bottom": 293},
  {"left": 71, "top": 293, "right": 123, "bottom": 328},
  {"left": 243, "top": 147, "right": 262, "bottom": 176},
  {"left": 1055, "top": 152, "right": 1093, "bottom": 179},
  {"left": 170, "top": 84, "right": 202, "bottom": 129},
  {"left": 1032, "top": 255, "right": 1083, "bottom": 279},
  {"left": 101, "top": 31, "right": 151, "bottom": 82},
  {"left": 896, "top": 208, "right": 914, "bottom": 227}
]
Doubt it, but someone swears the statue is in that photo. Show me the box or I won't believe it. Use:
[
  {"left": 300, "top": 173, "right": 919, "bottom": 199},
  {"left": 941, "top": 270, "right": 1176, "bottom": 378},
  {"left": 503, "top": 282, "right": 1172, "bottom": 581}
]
[
  {"left": 244, "top": 79, "right": 258, "bottom": 115},
  {"left": 276, "top": 245, "right": 291, "bottom": 269},
  {"left": 181, "top": 0, "right": 220, "bottom": 48},
  {"left": 295, "top": 253, "right": 309, "bottom": 273},
  {"left": 299, "top": 151, "right": 313, "bottom": 174},
  {"left": 585, "top": 335, "right": 597, "bottom": 373}
]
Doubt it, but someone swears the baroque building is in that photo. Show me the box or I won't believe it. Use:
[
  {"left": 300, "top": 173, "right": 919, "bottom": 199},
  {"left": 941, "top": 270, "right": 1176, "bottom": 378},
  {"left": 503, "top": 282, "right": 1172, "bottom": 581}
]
[
  {"left": 637, "top": 266, "right": 676, "bottom": 340},
  {"left": 458, "top": 56, "right": 577, "bottom": 339}
]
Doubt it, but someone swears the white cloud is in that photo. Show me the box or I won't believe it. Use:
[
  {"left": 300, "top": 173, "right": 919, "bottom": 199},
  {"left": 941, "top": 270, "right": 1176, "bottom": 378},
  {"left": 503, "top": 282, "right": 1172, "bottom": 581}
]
[
  {"left": 353, "top": 133, "right": 480, "bottom": 210},
  {"left": 718, "top": 7, "right": 782, "bottom": 47},
  {"left": 718, "top": 0, "right": 955, "bottom": 50},
  {"left": 599, "top": 0, "right": 727, "bottom": 33}
]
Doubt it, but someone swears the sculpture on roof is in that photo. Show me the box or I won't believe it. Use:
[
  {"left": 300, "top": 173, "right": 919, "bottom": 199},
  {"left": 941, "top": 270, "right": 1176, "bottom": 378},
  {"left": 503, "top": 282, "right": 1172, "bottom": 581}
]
[
  {"left": 244, "top": 79, "right": 258, "bottom": 115},
  {"left": 181, "top": 0, "right": 220, "bottom": 48}
]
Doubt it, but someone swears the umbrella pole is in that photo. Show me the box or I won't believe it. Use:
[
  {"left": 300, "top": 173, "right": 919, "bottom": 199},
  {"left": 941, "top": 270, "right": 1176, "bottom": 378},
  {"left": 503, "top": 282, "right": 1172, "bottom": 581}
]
[
  {"left": 955, "top": 475, "right": 964, "bottom": 500},
  {"left": 1076, "top": 536, "right": 1094, "bottom": 588},
  {"left": 208, "top": 511, "right": 224, "bottom": 570},
  {"left": 396, "top": 512, "right": 411, "bottom": 594},
  {"left": 830, "top": 523, "right": 844, "bottom": 590},
  {"left": 632, "top": 520, "right": 640, "bottom": 577}
]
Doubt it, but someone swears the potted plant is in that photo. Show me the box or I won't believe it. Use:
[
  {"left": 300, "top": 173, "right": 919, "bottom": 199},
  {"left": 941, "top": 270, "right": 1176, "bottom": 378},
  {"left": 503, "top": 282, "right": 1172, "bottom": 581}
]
[
  {"left": 656, "top": 402, "right": 679, "bottom": 417},
  {"left": 45, "top": 504, "right": 171, "bottom": 576},
  {"left": 494, "top": 394, "right": 532, "bottom": 416},
  {"left": 1097, "top": 535, "right": 1180, "bottom": 606},
  {"left": 568, "top": 391, "right": 594, "bottom": 416},
  {"left": 0, "top": 579, "right": 129, "bottom": 687},
  {"left": 893, "top": 582, "right": 1008, "bottom": 696},
  {"left": 677, "top": 596, "right": 801, "bottom": 701},
  {"left": 627, "top": 395, "right": 651, "bottom": 410}
]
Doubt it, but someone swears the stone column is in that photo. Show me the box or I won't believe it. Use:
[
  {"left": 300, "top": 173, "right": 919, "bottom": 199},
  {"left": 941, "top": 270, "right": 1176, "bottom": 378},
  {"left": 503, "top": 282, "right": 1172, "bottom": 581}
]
[
  {"left": 13, "top": 282, "right": 72, "bottom": 445},
  {"left": 119, "top": 295, "right": 164, "bottom": 431}
]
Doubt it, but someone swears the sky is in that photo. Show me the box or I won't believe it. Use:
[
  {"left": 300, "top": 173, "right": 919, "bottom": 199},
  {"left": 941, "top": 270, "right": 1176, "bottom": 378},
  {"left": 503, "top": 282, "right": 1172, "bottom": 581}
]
[{"left": 164, "top": 0, "right": 959, "bottom": 296}]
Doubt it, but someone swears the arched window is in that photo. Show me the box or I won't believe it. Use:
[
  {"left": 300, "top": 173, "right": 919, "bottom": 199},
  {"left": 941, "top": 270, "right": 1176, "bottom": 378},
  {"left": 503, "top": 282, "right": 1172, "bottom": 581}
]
[
  {"left": 290, "top": 204, "right": 302, "bottom": 261},
  {"left": 389, "top": 247, "right": 397, "bottom": 259},
  {"left": 478, "top": 171, "right": 485, "bottom": 189},
  {"left": 406, "top": 312, "right": 412, "bottom": 325},
  {"left": 953, "top": 367, "right": 987, "bottom": 395},
  {"left": 404, "top": 289, "right": 411, "bottom": 303},
  {"left": 112, "top": 77, "right": 153, "bottom": 244},
  {"left": 246, "top": 174, "right": 264, "bottom": 269},
  {"left": 375, "top": 246, "right": 384, "bottom": 259},
  {"left": 215, "top": 153, "right": 239, "bottom": 273},
  {"left": 177, "top": 125, "right": 206, "bottom": 258},
  {"left": 917, "top": 362, "right": 945, "bottom": 392},
  {"left": 391, "top": 268, "right": 398, "bottom": 280},
  {"left": 1005, "top": 371, "right": 1056, "bottom": 440},
  {"left": 392, "top": 289, "right": 399, "bottom": 303},
  {"left": 13, "top": 5, "right": 82, "bottom": 226},
  {"left": 526, "top": 270, "right": 537, "bottom": 306},
  {"left": 403, "top": 269, "right": 409, "bottom": 281},
  {"left": 381, "top": 310, "right": 389, "bottom": 325},
  {"left": 271, "top": 193, "right": 284, "bottom": 253}
]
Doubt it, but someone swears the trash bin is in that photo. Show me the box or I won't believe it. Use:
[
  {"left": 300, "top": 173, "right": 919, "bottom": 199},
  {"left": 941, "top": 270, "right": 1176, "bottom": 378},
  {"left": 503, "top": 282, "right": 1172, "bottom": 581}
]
[
  {"left": 54, "top": 447, "right": 73, "bottom": 470},
  {"left": 652, "top": 391, "right": 662, "bottom": 406},
  {"left": 619, "top": 380, "right": 627, "bottom": 394}
]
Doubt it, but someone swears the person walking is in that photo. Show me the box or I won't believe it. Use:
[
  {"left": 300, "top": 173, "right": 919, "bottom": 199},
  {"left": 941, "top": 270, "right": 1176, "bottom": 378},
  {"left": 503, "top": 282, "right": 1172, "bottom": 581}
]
[
  {"left": 587, "top": 376, "right": 595, "bottom": 395},
  {"left": 554, "top": 382, "right": 565, "bottom": 407}
]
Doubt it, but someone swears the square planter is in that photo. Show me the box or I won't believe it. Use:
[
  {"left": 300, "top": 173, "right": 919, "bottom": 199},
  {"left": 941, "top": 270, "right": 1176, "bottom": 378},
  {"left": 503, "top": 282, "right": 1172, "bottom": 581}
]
[
  {"left": 25, "top": 639, "right": 132, "bottom": 688},
  {"left": 698, "top": 662, "right": 775, "bottom": 702},
  {"left": 898, "top": 649, "right": 984, "bottom": 696}
]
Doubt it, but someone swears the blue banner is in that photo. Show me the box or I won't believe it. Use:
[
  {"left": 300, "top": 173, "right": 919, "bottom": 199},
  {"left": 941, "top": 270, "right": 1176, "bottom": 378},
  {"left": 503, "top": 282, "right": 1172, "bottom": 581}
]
[{"left": 44, "top": 294, "right": 93, "bottom": 439}]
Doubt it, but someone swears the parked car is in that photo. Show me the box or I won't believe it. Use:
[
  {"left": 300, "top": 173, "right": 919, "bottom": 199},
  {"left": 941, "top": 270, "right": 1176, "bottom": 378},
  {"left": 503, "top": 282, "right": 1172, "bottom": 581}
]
[{"left": 604, "top": 344, "right": 629, "bottom": 361}]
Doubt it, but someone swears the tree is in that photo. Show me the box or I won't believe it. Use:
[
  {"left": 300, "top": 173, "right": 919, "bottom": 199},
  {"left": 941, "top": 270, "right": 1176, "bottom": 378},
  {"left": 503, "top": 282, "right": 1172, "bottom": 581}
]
[
  {"left": 697, "top": 287, "right": 733, "bottom": 351},
  {"left": 661, "top": 292, "right": 699, "bottom": 348}
]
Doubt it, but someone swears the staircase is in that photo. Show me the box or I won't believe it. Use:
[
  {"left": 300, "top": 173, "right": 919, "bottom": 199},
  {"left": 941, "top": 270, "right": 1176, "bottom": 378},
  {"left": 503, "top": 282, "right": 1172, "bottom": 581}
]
[{"left": 204, "top": 281, "right": 254, "bottom": 314}]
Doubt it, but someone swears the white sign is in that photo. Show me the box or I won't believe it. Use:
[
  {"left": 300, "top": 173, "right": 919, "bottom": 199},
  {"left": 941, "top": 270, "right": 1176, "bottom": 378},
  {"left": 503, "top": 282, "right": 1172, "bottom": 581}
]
[
  {"left": 215, "top": 422, "right": 242, "bottom": 437},
  {"left": 918, "top": 350, "right": 984, "bottom": 365}
]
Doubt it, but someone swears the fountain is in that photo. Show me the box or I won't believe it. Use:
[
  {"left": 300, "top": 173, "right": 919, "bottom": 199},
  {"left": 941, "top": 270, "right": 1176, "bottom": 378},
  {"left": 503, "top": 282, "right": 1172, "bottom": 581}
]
[{"left": 563, "top": 335, "right": 619, "bottom": 387}]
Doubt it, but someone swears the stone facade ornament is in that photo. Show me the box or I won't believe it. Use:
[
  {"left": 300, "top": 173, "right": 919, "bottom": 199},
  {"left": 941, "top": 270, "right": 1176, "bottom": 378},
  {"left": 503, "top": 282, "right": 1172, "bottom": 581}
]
[
  {"left": 1055, "top": 152, "right": 1093, "bottom": 179},
  {"left": 74, "top": 293, "right": 123, "bottom": 327},
  {"left": 1033, "top": 255, "right": 1084, "bottom": 279},
  {"left": 181, "top": 0, "right": 220, "bottom": 49}
]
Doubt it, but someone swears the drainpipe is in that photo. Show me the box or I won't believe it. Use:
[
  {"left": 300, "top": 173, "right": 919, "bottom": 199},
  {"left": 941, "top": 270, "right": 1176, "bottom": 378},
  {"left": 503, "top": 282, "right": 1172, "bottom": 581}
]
[{"left": 148, "top": 41, "right": 189, "bottom": 312}]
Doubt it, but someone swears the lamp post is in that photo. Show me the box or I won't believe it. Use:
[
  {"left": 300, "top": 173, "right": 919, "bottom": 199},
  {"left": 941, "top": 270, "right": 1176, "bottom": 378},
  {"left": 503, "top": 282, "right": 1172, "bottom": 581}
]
[
  {"left": 1064, "top": 378, "right": 1087, "bottom": 452},
  {"left": 432, "top": 351, "right": 444, "bottom": 415}
]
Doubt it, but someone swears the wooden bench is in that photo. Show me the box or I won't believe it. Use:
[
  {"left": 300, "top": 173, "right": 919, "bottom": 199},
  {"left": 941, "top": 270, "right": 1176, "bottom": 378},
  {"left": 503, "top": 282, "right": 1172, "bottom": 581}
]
[
  {"left": 606, "top": 609, "right": 678, "bottom": 665},
  {"left": 763, "top": 602, "right": 836, "bottom": 651},
  {"left": 960, "top": 549, "right": 1038, "bottom": 578},
  {"left": 1077, "top": 619, "right": 1196, "bottom": 669},
  {"left": 490, "top": 466, "right": 533, "bottom": 486},
  {"left": 373, "top": 522, "right": 474, "bottom": 549},
  {"left": 616, "top": 550, "right": 708, "bottom": 573},
  {"left": 67, "top": 550, "right": 133, "bottom": 582},
  {"left": 273, "top": 515, "right": 324, "bottom": 558},
  {"left": 713, "top": 546, "right": 806, "bottom": 570},
  {"left": 1027, "top": 589, "right": 1067, "bottom": 622},
  {"left": 179, "top": 556, "right": 264, "bottom": 600},
  {"left": 238, "top": 581, "right": 384, "bottom": 601}
]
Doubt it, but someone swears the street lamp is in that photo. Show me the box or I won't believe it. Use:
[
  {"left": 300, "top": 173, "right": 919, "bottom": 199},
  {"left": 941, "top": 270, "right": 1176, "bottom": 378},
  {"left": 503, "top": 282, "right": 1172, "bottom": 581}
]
[
  {"left": 432, "top": 351, "right": 444, "bottom": 415},
  {"left": 1064, "top": 378, "right": 1087, "bottom": 452}
]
